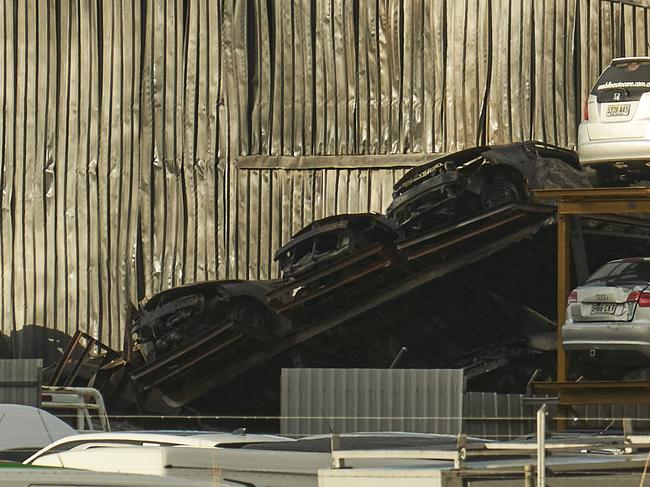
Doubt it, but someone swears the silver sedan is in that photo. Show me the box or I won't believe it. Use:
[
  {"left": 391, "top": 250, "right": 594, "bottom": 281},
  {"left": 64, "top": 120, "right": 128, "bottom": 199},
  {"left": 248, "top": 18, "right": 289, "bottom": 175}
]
[{"left": 563, "top": 258, "right": 650, "bottom": 376}]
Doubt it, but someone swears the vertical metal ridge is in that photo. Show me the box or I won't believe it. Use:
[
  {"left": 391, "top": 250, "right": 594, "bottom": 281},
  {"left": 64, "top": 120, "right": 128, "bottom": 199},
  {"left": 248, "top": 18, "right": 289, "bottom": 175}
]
[
  {"left": 11, "top": 0, "right": 25, "bottom": 344},
  {"left": 0, "top": 0, "right": 13, "bottom": 344},
  {"left": 0, "top": 0, "right": 6, "bottom": 343}
]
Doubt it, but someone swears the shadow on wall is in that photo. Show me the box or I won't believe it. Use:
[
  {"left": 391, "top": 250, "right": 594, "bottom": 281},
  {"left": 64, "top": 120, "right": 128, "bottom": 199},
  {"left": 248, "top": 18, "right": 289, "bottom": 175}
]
[{"left": 6, "top": 326, "right": 74, "bottom": 367}]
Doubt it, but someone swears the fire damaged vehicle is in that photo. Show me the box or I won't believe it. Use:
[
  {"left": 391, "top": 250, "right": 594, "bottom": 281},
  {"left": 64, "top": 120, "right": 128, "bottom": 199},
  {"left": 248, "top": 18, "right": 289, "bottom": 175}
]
[
  {"left": 274, "top": 213, "right": 396, "bottom": 281},
  {"left": 386, "top": 141, "right": 590, "bottom": 238},
  {"left": 131, "top": 281, "right": 292, "bottom": 362}
]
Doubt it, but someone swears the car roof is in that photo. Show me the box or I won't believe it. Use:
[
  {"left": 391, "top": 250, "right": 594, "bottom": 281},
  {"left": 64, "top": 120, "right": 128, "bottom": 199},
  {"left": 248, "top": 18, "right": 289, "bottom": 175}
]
[
  {"left": 606, "top": 257, "right": 650, "bottom": 264},
  {"left": 611, "top": 56, "right": 650, "bottom": 63},
  {"left": 31, "top": 431, "right": 290, "bottom": 450}
]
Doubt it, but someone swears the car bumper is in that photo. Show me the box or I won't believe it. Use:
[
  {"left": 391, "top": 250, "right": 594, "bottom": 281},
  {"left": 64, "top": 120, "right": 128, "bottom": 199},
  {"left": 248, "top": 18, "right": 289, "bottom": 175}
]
[
  {"left": 563, "top": 320, "right": 650, "bottom": 357},
  {"left": 578, "top": 125, "right": 650, "bottom": 164}
]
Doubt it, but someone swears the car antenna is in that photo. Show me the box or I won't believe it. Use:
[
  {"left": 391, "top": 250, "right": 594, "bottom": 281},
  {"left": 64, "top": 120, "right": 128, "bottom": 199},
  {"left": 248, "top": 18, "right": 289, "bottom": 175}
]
[{"left": 389, "top": 346, "right": 408, "bottom": 369}]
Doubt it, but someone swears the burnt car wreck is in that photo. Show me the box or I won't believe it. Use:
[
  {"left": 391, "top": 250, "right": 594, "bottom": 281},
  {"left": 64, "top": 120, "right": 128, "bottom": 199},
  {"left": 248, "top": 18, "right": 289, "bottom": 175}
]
[
  {"left": 129, "top": 280, "right": 293, "bottom": 406},
  {"left": 386, "top": 141, "right": 590, "bottom": 238},
  {"left": 274, "top": 213, "right": 396, "bottom": 282},
  {"left": 132, "top": 281, "right": 292, "bottom": 360}
]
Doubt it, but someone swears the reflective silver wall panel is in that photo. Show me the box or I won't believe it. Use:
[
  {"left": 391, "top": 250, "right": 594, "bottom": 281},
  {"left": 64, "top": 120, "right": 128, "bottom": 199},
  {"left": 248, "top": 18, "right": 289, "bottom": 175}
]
[{"left": 280, "top": 368, "right": 464, "bottom": 436}]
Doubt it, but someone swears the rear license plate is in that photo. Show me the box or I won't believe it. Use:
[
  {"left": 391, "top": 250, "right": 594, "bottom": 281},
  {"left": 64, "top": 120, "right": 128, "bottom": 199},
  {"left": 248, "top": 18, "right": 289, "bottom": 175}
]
[
  {"left": 590, "top": 303, "right": 617, "bottom": 314},
  {"left": 606, "top": 103, "right": 631, "bottom": 117}
]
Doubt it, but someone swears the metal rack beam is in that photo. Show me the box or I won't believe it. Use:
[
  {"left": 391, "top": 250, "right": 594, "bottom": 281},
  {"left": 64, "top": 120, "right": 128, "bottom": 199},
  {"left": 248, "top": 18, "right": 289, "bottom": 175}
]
[{"left": 535, "top": 187, "right": 650, "bottom": 385}]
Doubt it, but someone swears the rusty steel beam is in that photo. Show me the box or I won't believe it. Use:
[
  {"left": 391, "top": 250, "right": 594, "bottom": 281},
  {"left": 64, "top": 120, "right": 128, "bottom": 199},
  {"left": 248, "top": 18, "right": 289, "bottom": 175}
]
[
  {"left": 396, "top": 202, "right": 553, "bottom": 251},
  {"left": 141, "top": 334, "right": 245, "bottom": 391},
  {"left": 534, "top": 188, "right": 650, "bottom": 215},
  {"left": 559, "top": 200, "right": 650, "bottom": 215},
  {"left": 405, "top": 212, "right": 527, "bottom": 261},
  {"left": 533, "top": 381, "right": 650, "bottom": 406},
  {"left": 48, "top": 330, "right": 120, "bottom": 387},
  {"left": 130, "top": 322, "right": 239, "bottom": 383}
]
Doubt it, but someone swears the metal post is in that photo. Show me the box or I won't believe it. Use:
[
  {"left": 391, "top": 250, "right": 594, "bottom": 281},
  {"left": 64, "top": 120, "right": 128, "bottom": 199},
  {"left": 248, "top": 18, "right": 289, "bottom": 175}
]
[
  {"left": 524, "top": 464, "right": 535, "bottom": 487},
  {"left": 331, "top": 434, "right": 345, "bottom": 468},
  {"left": 557, "top": 211, "right": 570, "bottom": 383},
  {"left": 537, "top": 404, "right": 546, "bottom": 487}
]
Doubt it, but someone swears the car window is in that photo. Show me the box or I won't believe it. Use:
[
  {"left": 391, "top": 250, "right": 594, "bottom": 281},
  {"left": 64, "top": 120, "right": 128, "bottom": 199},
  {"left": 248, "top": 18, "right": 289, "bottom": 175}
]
[
  {"left": 591, "top": 60, "right": 650, "bottom": 102},
  {"left": 584, "top": 261, "right": 650, "bottom": 286}
]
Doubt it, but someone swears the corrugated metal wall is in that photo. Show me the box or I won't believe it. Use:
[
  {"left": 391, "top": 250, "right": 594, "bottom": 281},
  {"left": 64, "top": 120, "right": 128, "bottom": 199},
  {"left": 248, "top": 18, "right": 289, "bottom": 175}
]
[
  {"left": 0, "top": 1, "right": 141, "bottom": 350},
  {"left": 463, "top": 392, "right": 532, "bottom": 439},
  {"left": 0, "top": 359, "right": 42, "bottom": 406},
  {"left": 464, "top": 392, "right": 650, "bottom": 439},
  {"left": 1, "top": 0, "right": 650, "bottom": 350},
  {"left": 280, "top": 368, "right": 464, "bottom": 436}
]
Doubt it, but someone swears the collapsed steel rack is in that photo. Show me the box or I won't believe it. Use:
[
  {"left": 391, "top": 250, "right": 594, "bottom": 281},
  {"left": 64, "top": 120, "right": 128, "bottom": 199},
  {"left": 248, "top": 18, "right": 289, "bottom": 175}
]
[{"left": 154, "top": 202, "right": 557, "bottom": 406}]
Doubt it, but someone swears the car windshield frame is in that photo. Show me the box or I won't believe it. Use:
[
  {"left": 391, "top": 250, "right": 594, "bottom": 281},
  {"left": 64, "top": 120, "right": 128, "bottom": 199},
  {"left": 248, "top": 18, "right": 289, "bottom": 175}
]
[{"left": 583, "top": 260, "right": 650, "bottom": 287}]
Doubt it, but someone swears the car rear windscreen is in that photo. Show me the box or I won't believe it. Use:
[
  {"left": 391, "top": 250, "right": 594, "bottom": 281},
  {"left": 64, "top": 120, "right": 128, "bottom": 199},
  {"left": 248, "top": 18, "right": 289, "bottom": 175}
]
[
  {"left": 591, "top": 60, "right": 650, "bottom": 102},
  {"left": 584, "top": 261, "right": 650, "bottom": 286}
]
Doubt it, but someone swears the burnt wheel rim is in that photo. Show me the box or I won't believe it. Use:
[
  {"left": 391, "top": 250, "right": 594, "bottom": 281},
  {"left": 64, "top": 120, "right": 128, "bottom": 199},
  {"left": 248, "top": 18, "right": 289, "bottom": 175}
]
[{"left": 482, "top": 179, "right": 520, "bottom": 208}]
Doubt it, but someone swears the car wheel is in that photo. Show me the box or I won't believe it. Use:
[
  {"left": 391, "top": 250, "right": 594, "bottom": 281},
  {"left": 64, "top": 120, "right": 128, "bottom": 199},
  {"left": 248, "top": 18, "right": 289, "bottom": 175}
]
[
  {"left": 229, "top": 300, "right": 275, "bottom": 341},
  {"left": 586, "top": 166, "right": 621, "bottom": 187},
  {"left": 481, "top": 177, "right": 522, "bottom": 208}
]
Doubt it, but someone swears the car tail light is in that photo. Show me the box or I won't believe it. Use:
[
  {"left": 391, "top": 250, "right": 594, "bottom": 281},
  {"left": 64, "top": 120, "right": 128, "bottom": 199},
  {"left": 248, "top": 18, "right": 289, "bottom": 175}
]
[
  {"left": 568, "top": 290, "right": 577, "bottom": 304},
  {"left": 583, "top": 97, "right": 589, "bottom": 121},
  {"left": 627, "top": 291, "right": 650, "bottom": 307},
  {"left": 639, "top": 293, "right": 650, "bottom": 307}
]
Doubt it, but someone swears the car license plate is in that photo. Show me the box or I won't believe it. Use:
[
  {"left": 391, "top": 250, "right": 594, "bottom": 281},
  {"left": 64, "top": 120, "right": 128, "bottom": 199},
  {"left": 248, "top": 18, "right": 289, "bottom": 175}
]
[
  {"left": 606, "top": 103, "right": 630, "bottom": 117},
  {"left": 590, "top": 303, "right": 617, "bottom": 314}
]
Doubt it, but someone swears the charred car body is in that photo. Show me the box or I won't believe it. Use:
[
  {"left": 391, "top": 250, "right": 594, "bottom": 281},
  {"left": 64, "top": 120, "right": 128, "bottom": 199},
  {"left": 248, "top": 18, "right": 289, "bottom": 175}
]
[
  {"left": 132, "top": 281, "right": 291, "bottom": 362},
  {"left": 386, "top": 141, "right": 590, "bottom": 238},
  {"left": 274, "top": 213, "right": 396, "bottom": 281}
]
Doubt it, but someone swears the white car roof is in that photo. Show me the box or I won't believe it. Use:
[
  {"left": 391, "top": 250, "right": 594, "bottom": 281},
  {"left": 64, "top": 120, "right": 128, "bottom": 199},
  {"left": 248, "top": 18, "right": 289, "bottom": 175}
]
[
  {"left": 611, "top": 56, "right": 650, "bottom": 63},
  {"left": 24, "top": 430, "right": 291, "bottom": 464},
  {"left": 0, "top": 404, "right": 76, "bottom": 451},
  {"left": 39, "top": 430, "right": 288, "bottom": 447}
]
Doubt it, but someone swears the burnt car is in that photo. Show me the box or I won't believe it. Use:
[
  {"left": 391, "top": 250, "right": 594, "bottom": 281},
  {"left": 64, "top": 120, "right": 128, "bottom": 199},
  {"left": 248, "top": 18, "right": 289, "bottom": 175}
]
[
  {"left": 274, "top": 213, "right": 396, "bottom": 281},
  {"left": 386, "top": 141, "right": 590, "bottom": 238},
  {"left": 131, "top": 281, "right": 291, "bottom": 362}
]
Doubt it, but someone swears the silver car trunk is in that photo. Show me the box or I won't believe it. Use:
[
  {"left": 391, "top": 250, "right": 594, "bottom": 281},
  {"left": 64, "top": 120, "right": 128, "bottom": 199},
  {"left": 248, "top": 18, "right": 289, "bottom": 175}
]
[{"left": 570, "top": 285, "right": 648, "bottom": 322}]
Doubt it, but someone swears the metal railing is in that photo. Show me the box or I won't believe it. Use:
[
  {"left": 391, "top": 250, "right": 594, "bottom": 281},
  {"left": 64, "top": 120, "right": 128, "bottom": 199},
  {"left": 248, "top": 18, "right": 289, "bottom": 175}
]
[{"left": 41, "top": 386, "right": 111, "bottom": 432}]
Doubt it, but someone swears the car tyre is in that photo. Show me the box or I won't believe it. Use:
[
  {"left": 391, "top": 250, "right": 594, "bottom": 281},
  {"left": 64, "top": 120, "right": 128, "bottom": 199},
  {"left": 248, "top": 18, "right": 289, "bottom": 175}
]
[{"left": 480, "top": 176, "right": 522, "bottom": 208}]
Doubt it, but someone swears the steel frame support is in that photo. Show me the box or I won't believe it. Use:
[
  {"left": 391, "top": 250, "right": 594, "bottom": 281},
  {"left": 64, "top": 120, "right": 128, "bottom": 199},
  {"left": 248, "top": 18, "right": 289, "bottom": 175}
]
[
  {"left": 534, "top": 188, "right": 650, "bottom": 409},
  {"left": 533, "top": 380, "right": 650, "bottom": 405},
  {"left": 556, "top": 213, "right": 570, "bottom": 383}
]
